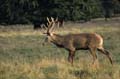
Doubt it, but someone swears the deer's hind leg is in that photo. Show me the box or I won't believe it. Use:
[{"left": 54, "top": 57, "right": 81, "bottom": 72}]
[{"left": 97, "top": 48, "right": 113, "bottom": 65}]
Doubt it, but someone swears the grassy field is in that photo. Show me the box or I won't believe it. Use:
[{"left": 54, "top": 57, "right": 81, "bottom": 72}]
[{"left": 0, "top": 21, "right": 120, "bottom": 79}]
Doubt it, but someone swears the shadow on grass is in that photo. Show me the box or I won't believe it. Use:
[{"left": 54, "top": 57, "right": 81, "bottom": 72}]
[
  {"left": 70, "top": 69, "right": 92, "bottom": 79},
  {"left": 42, "top": 65, "right": 58, "bottom": 79}
]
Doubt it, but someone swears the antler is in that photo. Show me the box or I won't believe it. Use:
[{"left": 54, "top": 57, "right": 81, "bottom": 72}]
[
  {"left": 41, "top": 17, "right": 56, "bottom": 34},
  {"left": 46, "top": 17, "right": 56, "bottom": 33},
  {"left": 50, "top": 17, "right": 56, "bottom": 32}
]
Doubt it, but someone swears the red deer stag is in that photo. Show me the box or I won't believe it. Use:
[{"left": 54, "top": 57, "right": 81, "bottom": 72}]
[{"left": 42, "top": 17, "right": 113, "bottom": 66}]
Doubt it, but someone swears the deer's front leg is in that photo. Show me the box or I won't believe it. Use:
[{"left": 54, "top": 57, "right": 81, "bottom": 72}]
[
  {"left": 68, "top": 51, "right": 75, "bottom": 65},
  {"left": 89, "top": 48, "right": 97, "bottom": 64},
  {"left": 89, "top": 47, "right": 99, "bottom": 68}
]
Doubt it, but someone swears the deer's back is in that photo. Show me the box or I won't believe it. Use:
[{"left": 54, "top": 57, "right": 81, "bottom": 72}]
[{"left": 64, "top": 33, "right": 103, "bottom": 49}]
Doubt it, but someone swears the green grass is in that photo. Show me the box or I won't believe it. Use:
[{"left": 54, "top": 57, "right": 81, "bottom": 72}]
[{"left": 0, "top": 24, "right": 120, "bottom": 79}]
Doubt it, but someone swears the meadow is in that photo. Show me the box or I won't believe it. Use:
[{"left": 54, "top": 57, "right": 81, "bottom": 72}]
[{"left": 0, "top": 20, "right": 120, "bottom": 79}]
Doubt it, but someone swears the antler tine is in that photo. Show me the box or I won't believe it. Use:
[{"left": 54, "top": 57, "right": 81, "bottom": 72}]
[
  {"left": 51, "top": 17, "right": 54, "bottom": 22},
  {"left": 55, "top": 17, "right": 58, "bottom": 22},
  {"left": 55, "top": 17, "right": 59, "bottom": 28},
  {"left": 46, "top": 17, "right": 52, "bottom": 33},
  {"left": 42, "top": 24, "right": 47, "bottom": 30},
  {"left": 47, "top": 17, "right": 51, "bottom": 27},
  {"left": 46, "top": 17, "right": 56, "bottom": 33},
  {"left": 47, "top": 17, "right": 49, "bottom": 22},
  {"left": 49, "top": 17, "right": 56, "bottom": 32},
  {"left": 40, "top": 24, "right": 47, "bottom": 34}
]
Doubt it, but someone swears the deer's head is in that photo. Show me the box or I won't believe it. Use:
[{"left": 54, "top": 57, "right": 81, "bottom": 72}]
[{"left": 42, "top": 17, "right": 58, "bottom": 44}]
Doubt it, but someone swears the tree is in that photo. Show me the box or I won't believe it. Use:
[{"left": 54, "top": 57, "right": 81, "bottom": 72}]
[
  {"left": 0, "top": 0, "right": 119, "bottom": 25},
  {"left": 101, "top": 0, "right": 114, "bottom": 21}
]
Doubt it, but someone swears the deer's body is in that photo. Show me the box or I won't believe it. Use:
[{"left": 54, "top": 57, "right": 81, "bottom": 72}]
[
  {"left": 50, "top": 33, "right": 102, "bottom": 50},
  {"left": 42, "top": 17, "right": 113, "bottom": 66}
]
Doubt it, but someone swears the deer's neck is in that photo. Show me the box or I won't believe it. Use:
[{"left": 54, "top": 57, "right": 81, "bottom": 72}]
[{"left": 51, "top": 34, "right": 64, "bottom": 46}]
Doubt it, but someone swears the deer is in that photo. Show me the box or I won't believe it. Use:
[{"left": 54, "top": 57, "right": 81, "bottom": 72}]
[{"left": 42, "top": 17, "right": 113, "bottom": 66}]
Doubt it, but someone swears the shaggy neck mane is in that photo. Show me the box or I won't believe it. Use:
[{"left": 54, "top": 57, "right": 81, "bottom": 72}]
[{"left": 51, "top": 34, "right": 64, "bottom": 46}]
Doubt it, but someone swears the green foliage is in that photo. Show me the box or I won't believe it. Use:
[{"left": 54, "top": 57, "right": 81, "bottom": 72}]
[{"left": 0, "top": 0, "right": 120, "bottom": 24}]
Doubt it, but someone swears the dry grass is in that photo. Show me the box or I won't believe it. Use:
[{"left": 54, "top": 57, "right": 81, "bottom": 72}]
[{"left": 0, "top": 21, "right": 120, "bottom": 79}]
